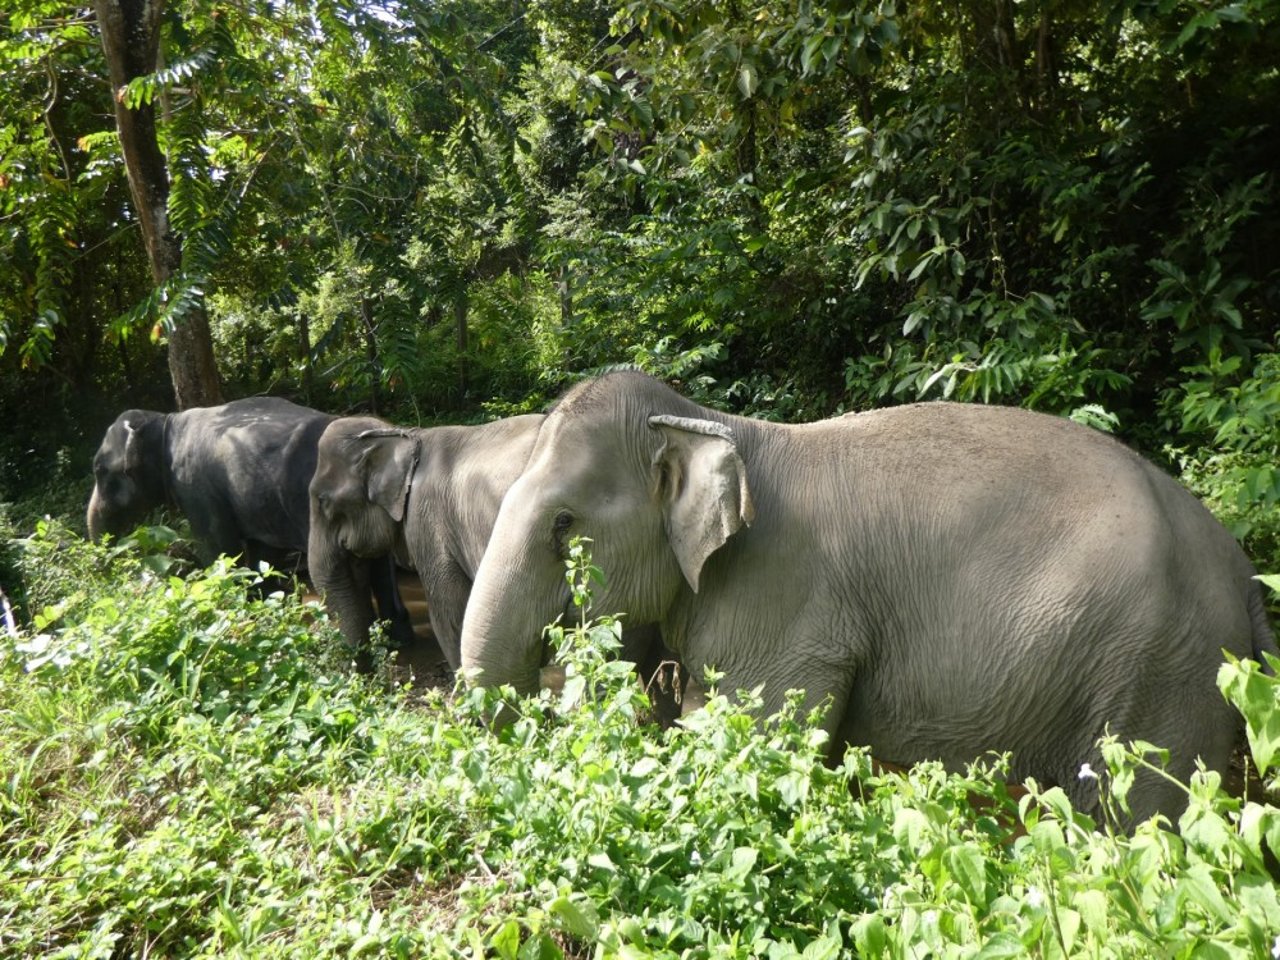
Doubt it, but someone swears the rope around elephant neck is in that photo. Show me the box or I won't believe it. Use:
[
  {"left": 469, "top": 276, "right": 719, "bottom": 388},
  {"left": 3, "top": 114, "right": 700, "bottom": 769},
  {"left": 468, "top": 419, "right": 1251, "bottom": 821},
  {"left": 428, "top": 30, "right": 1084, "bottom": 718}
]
[{"left": 160, "top": 413, "right": 178, "bottom": 509}]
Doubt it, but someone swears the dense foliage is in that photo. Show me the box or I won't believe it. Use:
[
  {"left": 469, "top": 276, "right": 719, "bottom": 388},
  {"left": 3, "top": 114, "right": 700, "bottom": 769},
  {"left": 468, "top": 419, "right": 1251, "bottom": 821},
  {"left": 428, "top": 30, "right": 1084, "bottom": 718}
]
[
  {"left": 3, "top": 2, "right": 1277, "bottom": 538},
  {"left": 1, "top": 528, "right": 1279, "bottom": 957}
]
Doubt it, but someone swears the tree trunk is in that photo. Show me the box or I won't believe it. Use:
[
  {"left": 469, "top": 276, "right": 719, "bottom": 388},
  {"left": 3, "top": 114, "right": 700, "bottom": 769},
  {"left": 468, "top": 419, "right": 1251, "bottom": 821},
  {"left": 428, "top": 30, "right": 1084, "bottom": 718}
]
[
  {"left": 556, "top": 265, "right": 573, "bottom": 327},
  {"left": 298, "top": 309, "right": 313, "bottom": 404},
  {"left": 94, "top": 0, "right": 222, "bottom": 410},
  {"left": 454, "top": 287, "right": 469, "bottom": 401},
  {"left": 360, "top": 295, "right": 380, "bottom": 414}
]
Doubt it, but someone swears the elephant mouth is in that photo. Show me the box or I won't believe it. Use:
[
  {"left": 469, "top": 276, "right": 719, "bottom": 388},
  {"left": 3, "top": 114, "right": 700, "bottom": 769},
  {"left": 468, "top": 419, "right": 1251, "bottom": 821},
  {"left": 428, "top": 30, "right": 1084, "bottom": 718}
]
[
  {"left": 90, "top": 507, "right": 147, "bottom": 541},
  {"left": 338, "top": 535, "right": 377, "bottom": 560},
  {"left": 534, "top": 596, "right": 580, "bottom": 667}
]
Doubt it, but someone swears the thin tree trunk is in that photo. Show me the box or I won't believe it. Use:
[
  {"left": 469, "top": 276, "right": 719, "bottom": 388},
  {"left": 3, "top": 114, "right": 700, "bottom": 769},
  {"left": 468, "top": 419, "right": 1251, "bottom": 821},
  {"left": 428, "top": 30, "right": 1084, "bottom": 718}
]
[
  {"left": 454, "top": 288, "right": 469, "bottom": 401},
  {"left": 94, "top": 0, "right": 222, "bottom": 409},
  {"left": 298, "top": 309, "right": 313, "bottom": 404},
  {"left": 360, "top": 295, "right": 380, "bottom": 414},
  {"left": 556, "top": 265, "right": 573, "bottom": 328}
]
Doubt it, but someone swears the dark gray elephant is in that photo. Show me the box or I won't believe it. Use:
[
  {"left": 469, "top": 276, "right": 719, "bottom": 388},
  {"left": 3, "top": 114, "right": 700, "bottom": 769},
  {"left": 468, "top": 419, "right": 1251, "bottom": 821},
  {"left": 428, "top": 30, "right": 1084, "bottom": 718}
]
[
  {"left": 88, "top": 397, "right": 413, "bottom": 647},
  {"left": 460, "top": 371, "right": 1277, "bottom": 822},
  {"left": 307, "top": 413, "right": 683, "bottom": 716}
]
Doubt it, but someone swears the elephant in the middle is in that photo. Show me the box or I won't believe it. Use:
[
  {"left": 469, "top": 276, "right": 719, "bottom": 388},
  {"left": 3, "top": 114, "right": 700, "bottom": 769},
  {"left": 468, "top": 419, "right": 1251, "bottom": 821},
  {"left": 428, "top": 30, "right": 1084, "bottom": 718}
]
[
  {"left": 308, "top": 413, "right": 546, "bottom": 670},
  {"left": 309, "top": 412, "right": 686, "bottom": 718}
]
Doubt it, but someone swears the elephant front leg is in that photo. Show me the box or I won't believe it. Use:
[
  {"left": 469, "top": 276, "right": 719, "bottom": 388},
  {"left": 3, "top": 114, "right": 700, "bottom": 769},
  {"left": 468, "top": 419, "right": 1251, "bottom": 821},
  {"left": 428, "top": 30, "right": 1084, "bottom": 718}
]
[
  {"left": 187, "top": 503, "right": 247, "bottom": 568},
  {"left": 424, "top": 564, "right": 473, "bottom": 672},
  {"left": 714, "top": 647, "right": 857, "bottom": 757}
]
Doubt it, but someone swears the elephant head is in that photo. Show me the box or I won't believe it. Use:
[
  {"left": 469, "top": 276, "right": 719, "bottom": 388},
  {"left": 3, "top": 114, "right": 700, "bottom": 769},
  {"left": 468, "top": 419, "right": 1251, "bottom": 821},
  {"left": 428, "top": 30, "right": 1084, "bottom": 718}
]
[
  {"left": 87, "top": 410, "right": 170, "bottom": 541},
  {"left": 460, "top": 372, "right": 753, "bottom": 693},
  {"left": 308, "top": 418, "right": 419, "bottom": 651}
]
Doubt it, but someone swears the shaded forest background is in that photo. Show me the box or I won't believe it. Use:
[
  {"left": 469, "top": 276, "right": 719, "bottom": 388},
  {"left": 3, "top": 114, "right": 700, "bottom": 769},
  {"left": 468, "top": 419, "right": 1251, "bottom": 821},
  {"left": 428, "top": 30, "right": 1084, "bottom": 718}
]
[{"left": 2, "top": 0, "right": 1278, "bottom": 564}]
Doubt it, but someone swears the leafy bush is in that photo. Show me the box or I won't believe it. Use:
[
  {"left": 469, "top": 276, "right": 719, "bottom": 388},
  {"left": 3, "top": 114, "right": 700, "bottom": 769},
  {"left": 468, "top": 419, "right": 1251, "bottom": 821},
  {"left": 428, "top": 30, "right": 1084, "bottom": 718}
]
[
  {"left": 3, "top": 530, "right": 1280, "bottom": 957},
  {"left": 1171, "top": 350, "right": 1280, "bottom": 573}
]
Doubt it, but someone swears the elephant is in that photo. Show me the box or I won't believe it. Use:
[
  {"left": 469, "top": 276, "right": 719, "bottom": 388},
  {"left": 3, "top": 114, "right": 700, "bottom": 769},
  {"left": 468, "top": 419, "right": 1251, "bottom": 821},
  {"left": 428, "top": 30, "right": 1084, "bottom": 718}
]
[
  {"left": 307, "top": 413, "right": 686, "bottom": 718},
  {"left": 307, "top": 414, "right": 548, "bottom": 672},
  {"left": 460, "top": 370, "right": 1277, "bottom": 823},
  {"left": 87, "top": 397, "right": 413, "bottom": 648}
]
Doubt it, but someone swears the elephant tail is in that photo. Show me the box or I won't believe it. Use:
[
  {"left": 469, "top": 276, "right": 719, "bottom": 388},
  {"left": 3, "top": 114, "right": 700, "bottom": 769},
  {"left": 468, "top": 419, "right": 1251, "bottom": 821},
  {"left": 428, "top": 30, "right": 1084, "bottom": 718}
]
[{"left": 1248, "top": 577, "right": 1278, "bottom": 675}]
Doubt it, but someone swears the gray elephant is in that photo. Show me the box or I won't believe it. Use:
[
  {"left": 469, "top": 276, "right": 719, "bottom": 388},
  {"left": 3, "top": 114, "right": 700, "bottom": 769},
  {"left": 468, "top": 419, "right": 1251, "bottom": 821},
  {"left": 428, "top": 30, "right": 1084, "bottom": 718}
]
[
  {"left": 308, "top": 413, "right": 685, "bottom": 717},
  {"left": 460, "top": 371, "right": 1277, "bottom": 822},
  {"left": 88, "top": 397, "right": 413, "bottom": 647},
  {"left": 307, "top": 414, "right": 548, "bottom": 672}
]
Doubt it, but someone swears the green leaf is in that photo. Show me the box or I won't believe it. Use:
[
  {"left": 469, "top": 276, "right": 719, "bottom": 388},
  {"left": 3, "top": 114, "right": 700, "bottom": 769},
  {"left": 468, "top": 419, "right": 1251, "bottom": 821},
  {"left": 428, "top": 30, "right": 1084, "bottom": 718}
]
[
  {"left": 974, "top": 932, "right": 1024, "bottom": 958},
  {"left": 944, "top": 843, "right": 989, "bottom": 907},
  {"left": 1217, "top": 656, "right": 1280, "bottom": 775},
  {"left": 1075, "top": 888, "right": 1109, "bottom": 934},
  {"left": 726, "top": 846, "right": 759, "bottom": 882},
  {"left": 777, "top": 771, "right": 808, "bottom": 807},
  {"left": 518, "top": 933, "right": 564, "bottom": 960},
  {"left": 907, "top": 251, "right": 936, "bottom": 282},
  {"left": 801, "top": 934, "right": 843, "bottom": 960},
  {"left": 849, "top": 914, "right": 886, "bottom": 955},
  {"left": 1177, "top": 864, "right": 1233, "bottom": 924},
  {"left": 547, "top": 894, "right": 600, "bottom": 941},
  {"left": 588, "top": 850, "right": 618, "bottom": 874},
  {"left": 492, "top": 920, "right": 522, "bottom": 960},
  {"left": 1057, "top": 907, "right": 1081, "bottom": 954}
]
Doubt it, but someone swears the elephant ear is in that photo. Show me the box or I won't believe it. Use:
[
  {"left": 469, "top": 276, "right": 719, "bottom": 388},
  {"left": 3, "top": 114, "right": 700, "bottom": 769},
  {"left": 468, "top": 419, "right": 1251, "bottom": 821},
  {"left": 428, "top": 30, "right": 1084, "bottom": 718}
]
[
  {"left": 357, "top": 429, "right": 420, "bottom": 523},
  {"left": 648, "top": 414, "right": 755, "bottom": 592}
]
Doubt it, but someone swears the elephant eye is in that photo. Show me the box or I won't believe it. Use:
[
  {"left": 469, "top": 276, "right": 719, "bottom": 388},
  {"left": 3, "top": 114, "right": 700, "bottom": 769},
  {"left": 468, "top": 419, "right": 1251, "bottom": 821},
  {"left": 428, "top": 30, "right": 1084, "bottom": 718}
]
[{"left": 552, "top": 510, "right": 573, "bottom": 552}]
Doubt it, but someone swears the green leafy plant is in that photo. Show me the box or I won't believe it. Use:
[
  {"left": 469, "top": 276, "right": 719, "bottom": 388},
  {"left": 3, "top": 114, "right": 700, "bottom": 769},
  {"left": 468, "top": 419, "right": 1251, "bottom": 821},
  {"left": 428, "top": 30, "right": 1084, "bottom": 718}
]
[
  {"left": 1172, "top": 351, "right": 1280, "bottom": 569},
  {"left": 5, "top": 507, "right": 1280, "bottom": 957}
]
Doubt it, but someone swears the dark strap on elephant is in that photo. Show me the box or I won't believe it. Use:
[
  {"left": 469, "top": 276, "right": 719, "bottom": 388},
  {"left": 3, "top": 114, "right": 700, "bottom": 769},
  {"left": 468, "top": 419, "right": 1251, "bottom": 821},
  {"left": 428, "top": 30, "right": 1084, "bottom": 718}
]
[{"left": 159, "top": 413, "right": 178, "bottom": 509}]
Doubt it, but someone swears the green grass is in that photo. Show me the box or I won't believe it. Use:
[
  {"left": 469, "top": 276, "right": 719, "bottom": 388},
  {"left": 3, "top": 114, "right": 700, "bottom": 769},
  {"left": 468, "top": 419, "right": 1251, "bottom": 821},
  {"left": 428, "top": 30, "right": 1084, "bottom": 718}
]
[{"left": 3, "top": 523, "right": 1280, "bottom": 958}]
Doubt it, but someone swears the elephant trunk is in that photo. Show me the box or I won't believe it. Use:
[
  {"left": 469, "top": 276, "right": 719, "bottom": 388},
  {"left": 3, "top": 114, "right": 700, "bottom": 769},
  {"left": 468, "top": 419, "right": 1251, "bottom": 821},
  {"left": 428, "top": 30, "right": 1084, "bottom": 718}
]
[
  {"left": 86, "top": 483, "right": 142, "bottom": 541},
  {"left": 86, "top": 485, "right": 107, "bottom": 541},
  {"left": 308, "top": 521, "right": 375, "bottom": 658},
  {"left": 459, "top": 557, "right": 545, "bottom": 695}
]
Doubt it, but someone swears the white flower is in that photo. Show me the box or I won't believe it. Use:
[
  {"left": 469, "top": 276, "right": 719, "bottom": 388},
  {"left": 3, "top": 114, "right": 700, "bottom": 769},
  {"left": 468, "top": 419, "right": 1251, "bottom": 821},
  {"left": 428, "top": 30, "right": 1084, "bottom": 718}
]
[
  {"left": 1025, "top": 886, "right": 1044, "bottom": 909},
  {"left": 1271, "top": 934, "right": 1280, "bottom": 959},
  {"left": 1078, "top": 763, "right": 1098, "bottom": 781}
]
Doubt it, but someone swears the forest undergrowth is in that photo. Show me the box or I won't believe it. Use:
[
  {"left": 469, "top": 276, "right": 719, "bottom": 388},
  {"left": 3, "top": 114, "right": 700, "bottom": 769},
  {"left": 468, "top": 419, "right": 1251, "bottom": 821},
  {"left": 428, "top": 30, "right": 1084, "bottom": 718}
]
[{"left": 2, "top": 520, "right": 1280, "bottom": 958}]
